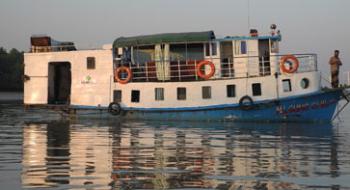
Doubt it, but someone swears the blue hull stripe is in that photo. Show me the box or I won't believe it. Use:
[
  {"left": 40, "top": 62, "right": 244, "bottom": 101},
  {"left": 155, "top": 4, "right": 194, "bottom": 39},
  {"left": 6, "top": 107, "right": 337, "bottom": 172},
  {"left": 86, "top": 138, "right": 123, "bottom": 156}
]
[{"left": 70, "top": 90, "right": 343, "bottom": 122}]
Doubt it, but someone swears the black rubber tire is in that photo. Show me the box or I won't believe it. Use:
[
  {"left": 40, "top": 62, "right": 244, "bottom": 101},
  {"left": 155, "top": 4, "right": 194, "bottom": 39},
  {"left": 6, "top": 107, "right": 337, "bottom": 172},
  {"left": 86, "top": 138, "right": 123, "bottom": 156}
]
[
  {"left": 239, "top": 95, "right": 254, "bottom": 110},
  {"left": 108, "top": 102, "right": 122, "bottom": 115}
]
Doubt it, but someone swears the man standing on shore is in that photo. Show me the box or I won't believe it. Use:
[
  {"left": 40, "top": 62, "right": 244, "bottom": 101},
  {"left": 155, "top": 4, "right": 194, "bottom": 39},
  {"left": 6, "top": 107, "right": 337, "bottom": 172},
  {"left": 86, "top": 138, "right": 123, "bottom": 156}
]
[{"left": 329, "top": 50, "right": 342, "bottom": 88}]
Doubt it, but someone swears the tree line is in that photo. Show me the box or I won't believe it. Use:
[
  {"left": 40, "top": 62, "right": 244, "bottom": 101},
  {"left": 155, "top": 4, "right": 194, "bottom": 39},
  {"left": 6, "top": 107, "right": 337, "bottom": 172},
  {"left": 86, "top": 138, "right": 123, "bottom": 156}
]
[{"left": 0, "top": 47, "right": 24, "bottom": 91}]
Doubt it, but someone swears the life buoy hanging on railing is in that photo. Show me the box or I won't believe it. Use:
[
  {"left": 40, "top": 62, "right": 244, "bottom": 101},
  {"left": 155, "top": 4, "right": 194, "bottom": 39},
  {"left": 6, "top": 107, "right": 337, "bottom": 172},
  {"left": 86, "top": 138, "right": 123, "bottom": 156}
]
[
  {"left": 196, "top": 61, "right": 215, "bottom": 80},
  {"left": 280, "top": 55, "right": 299, "bottom": 74},
  {"left": 114, "top": 66, "right": 132, "bottom": 84}
]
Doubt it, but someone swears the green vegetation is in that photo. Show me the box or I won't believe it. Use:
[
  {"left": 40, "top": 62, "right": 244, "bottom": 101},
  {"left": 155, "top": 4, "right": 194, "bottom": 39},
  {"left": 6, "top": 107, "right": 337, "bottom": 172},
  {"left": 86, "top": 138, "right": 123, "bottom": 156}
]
[{"left": 0, "top": 47, "right": 24, "bottom": 91}]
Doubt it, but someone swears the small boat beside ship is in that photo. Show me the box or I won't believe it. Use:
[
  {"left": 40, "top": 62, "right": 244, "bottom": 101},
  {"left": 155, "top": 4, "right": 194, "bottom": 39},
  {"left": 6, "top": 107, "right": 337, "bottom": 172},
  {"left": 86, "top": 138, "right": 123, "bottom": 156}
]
[{"left": 23, "top": 25, "right": 350, "bottom": 122}]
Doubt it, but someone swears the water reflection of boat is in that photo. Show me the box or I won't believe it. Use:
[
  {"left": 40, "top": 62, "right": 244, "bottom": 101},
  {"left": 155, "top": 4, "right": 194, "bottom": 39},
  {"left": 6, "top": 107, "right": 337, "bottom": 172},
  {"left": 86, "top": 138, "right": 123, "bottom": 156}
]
[{"left": 21, "top": 121, "right": 343, "bottom": 189}]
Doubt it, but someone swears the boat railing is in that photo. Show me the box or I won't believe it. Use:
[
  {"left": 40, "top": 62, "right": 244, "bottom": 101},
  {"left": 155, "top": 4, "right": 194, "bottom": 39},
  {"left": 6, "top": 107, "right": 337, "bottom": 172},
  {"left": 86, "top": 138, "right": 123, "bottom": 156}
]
[
  {"left": 114, "top": 54, "right": 317, "bottom": 83},
  {"left": 30, "top": 45, "right": 76, "bottom": 53}
]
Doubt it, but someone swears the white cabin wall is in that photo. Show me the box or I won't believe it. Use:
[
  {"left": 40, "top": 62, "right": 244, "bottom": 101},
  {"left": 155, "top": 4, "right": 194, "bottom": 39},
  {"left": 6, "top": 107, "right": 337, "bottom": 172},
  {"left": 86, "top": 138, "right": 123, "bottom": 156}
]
[
  {"left": 24, "top": 54, "right": 50, "bottom": 104},
  {"left": 279, "top": 72, "right": 321, "bottom": 97},
  {"left": 247, "top": 40, "right": 260, "bottom": 76},
  {"left": 115, "top": 76, "right": 276, "bottom": 108},
  {"left": 24, "top": 50, "right": 113, "bottom": 106},
  {"left": 70, "top": 51, "right": 113, "bottom": 107},
  {"left": 114, "top": 71, "right": 320, "bottom": 109},
  {"left": 204, "top": 42, "right": 221, "bottom": 78},
  {"left": 233, "top": 39, "right": 260, "bottom": 78}
]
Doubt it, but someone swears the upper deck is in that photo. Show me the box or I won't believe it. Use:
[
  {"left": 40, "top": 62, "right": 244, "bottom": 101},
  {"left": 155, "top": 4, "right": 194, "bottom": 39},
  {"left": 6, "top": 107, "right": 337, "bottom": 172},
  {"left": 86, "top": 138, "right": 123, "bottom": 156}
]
[{"left": 112, "top": 30, "right": 317, "bottom": 84}]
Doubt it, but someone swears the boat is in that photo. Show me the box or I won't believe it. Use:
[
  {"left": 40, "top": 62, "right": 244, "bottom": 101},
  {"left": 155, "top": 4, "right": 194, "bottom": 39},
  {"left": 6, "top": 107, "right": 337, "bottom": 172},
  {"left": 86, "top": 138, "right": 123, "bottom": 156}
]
[{"left": 23, "top": 25, "right": 350, "bottom": 122}]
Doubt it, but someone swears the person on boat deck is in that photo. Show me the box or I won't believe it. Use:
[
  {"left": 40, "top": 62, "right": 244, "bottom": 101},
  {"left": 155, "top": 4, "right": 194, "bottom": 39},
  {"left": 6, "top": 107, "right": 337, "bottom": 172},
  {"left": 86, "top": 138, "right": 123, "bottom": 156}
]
[{"left": 329, "top": 50, "right": 342, "bottom": 88}]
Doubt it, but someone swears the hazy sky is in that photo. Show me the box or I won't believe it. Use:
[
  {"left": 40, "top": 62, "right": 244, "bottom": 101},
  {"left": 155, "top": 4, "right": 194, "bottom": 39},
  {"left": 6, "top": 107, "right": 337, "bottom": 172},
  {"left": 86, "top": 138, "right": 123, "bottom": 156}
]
[{"left": 1, "top": 0, "right": 349, "bottom": 77}]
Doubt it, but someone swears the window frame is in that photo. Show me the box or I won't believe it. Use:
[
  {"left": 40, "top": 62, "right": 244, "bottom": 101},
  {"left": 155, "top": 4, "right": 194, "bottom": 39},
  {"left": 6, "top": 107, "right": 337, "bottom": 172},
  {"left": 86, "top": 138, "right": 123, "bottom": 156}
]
[
  {"left": 155, "top": 88, "right": 164, "bottom": 101},
  {"left": 177, "top": 87, "right": 186, "bottom": 100},
  {"left": 252, "top": 83, "right": 262, "bottom": 96},
  {"left": 131, "top": 90, "right": 140, "bottom": 103},
  {"left": 113, "top": 90, "right": 122, "bottom": 102},
  {"left": 202, "top": 86, "right": 211, "bottom": 99},
  {"left": 235, "top": 40, "right": 247, "bottom": 55},
  {"left": 86, "top": 57, "right": 96, "bottom": 69},
  {"left": 282, "top": 79, "right": 292, "bottom": 92},
  {"left": 226, "top": 84, "right": 236, "bottom": 98}
]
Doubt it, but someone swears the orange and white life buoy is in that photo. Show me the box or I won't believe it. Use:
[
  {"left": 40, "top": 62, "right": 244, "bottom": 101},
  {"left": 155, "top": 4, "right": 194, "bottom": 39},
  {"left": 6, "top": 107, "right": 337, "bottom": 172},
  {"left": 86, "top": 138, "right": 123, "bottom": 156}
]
[
  {"left": 280, "top": 55, "right": 299, "bottom": 74},
  {"left": 114, "top": 66, "right": 132, "bottom": 84},
  {"left": 196, "top": 61, "right": 215, "bottom": 80}
]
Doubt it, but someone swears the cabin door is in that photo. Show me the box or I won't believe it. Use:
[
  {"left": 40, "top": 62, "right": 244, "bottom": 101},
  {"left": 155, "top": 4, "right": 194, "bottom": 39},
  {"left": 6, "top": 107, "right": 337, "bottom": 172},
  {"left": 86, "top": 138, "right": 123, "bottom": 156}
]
[
  {"left": 48, "top": 62, "right": 71, "bottom": 104},
  {"left": 220, "top": 41, "right": 233, "bottom": 77},
  {"left": 258, "top": 39, "right": 271, "bottom": 75}
]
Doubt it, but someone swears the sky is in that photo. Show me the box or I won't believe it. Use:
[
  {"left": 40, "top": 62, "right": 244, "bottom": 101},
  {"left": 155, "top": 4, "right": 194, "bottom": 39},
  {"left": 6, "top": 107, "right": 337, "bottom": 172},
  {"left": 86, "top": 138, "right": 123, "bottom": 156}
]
[{"left": 1, "top": 0, "right": 349, "bottom": 80}]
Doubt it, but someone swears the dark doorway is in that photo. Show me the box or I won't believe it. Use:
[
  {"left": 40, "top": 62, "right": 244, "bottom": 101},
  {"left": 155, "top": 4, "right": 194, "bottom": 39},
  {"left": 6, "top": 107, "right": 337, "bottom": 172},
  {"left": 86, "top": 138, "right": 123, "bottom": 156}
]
[
  {"left": 258, "top": 40, "right": 271, "bottom": 76},
  {"left": 48, "top": 62, "right": 71, "bottom": 104}
]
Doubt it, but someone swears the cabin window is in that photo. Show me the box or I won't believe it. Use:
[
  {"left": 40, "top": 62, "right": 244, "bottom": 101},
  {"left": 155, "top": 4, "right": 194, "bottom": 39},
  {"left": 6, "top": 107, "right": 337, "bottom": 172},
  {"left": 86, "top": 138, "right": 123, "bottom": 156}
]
[
  {"left": 271, "top": 41, "right": 279, "bottom": 53},
  {"left": 205, "top": 43, "right": 210, "bottom": 56},
  {"left": 235, "top": 41, "right": 247, "bottom": 55},
  {"left": 300, "top": 78, "right": 310, "bottom": 89},
  {"left": 282, "top": 79, "right": 292, "bottom": 92},
  {"left": 252, "top": 83, "right": 262, "bottom": 96},
  {"left": 87, "top": 57, "right": 96, "bottom": 69},
  {"left": 205, "top": 42, "right": 217, "bottom": 56},
  {"left": 170, "top": 43, "right": 204, "bottom": 61},
  {"left": 202, "top": 86, "right": 211, "bottom": 99},
  {"left": 227, "top": 85, "right": 236, "bottom": 97},
  {"left": 131, "top": 90, "right": 140, "bottom": 103},
  {"left": 177, "top": 87, "right": 186, "bottom": 100},
  {"left": 133, "top": 45, "right": 155, "bottom": 64},
  {"left": 155, "top": 88, "right": 164, "bottom": 101},
  {"left": 113, "top": 90, "right": 122, "bottom": 102}
]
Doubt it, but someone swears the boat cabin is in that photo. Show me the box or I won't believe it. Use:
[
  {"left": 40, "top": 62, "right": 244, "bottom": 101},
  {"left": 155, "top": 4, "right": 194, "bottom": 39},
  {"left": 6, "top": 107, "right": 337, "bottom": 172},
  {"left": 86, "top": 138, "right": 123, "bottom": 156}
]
[
  {"left": 112, "top": 30, "right": 283, "bottom": 83},
  {"left": 23, "top": 28, "right": 320, "bottom": 115}
]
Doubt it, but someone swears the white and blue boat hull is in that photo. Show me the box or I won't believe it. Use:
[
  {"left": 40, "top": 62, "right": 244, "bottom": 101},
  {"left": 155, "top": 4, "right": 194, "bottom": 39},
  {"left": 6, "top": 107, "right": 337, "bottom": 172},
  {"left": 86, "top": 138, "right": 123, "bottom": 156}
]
[{"left": 71, "top": 89, "right": 344, "bottom": 122}]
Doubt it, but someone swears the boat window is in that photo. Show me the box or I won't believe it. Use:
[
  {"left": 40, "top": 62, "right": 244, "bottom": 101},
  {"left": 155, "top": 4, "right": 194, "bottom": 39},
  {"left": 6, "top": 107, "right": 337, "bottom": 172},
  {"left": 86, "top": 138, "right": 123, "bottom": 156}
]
[
  {"left": 227, "top": 85, "right": 236, "bottom": 97},
  {"left": 202, "top": 86, "right": 211, "bottom": 99},
  {"left": 177, "top": 87, "right": 186, "bottom": 100},
  {"left": 300, "top": 78, "right": 310, "bottom": 89},
  {"left": 170, "top": 43, "right": 204, "bottom": 61},
  {"left": 271, "top": 40, "right": 279, "bottom": 53},
  {"left": 252, "top": 83, "right": 262, "bottom": 96},
  {"left": 282, "top": 79, "right": 292, "bottom": 92},
  {"left": 87, "top": 57, "right": 96, "bottom": 69},
  {"left": 113, "top": 90, "right": 122, "bottom": 102},
  {"left": 212, "top": 43, "right": 217, "bottom": 56},
  {"left": 131, "top": 90, "right": 140, "bottom": 103},
  {"left": 205, "top": 43, "right": 210, "bottom": 56},
  {"left": 205, "top": 42, "right": 217, "bottom": 56},
  {"left": 122, "top": 47, "right": 132, "bottom": 64},
  {"left": 133, "top": 45, "right": 155, "bottom": 64},
  {"left": 155, "top": 88, "right": 164, "bottom": 101},
  {"left": 235, "top": 41, "right": 247, "bottom": 55}
]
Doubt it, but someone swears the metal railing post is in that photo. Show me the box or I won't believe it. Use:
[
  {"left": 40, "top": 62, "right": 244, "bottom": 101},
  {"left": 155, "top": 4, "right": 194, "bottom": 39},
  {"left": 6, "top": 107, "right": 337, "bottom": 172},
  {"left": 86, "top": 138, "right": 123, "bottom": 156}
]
[
  {"left": 262, "top": 56, "right": 265, "bottom": 76},
  {"left": 145, "top": 62, "right": 149, "bottom": 82},
  {"left": 346, "top": 71, "right": 350, "bottom": 86},
  {"left": 177, "top": 60, "right": 181, "bottom": 81},
  {"left": 194, "top": 60, "right": 198, "bottom": 81},
  {"left": 228, "top": 58, "right": 232, "bottom": 78}
]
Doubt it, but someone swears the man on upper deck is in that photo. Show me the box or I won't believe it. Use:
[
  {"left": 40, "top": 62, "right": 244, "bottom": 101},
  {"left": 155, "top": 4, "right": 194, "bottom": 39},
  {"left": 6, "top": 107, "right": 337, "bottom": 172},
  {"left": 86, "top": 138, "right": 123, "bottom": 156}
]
[{"left": 329, "top": 50, "right": 342, "bottom": 88}]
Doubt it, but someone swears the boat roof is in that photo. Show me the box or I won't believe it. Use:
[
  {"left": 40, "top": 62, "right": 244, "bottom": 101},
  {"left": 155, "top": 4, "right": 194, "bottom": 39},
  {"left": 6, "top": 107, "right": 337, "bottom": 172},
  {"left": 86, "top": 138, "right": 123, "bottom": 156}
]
[
  {"left": 113, "top": 31, "right": 215, "bottom": 48},
  {"left": 217, "top": 35, "right": 282, "bottom": 41},
  {"left": 112, "top": 31, "right": 281, "bottom": 48}
]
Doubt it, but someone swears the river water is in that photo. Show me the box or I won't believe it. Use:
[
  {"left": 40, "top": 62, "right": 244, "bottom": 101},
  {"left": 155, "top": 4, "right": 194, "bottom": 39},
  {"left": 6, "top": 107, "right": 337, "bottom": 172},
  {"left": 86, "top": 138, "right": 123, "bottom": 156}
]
[{"left": 0, "top": 100, "right": 350, "bottom": 189}]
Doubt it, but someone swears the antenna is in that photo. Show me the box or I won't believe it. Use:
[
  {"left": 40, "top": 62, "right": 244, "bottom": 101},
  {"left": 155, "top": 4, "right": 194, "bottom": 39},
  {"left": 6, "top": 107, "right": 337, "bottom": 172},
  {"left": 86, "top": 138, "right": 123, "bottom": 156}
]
[{"left": 247, "top": 0, "right": 251, "bottom": 30}]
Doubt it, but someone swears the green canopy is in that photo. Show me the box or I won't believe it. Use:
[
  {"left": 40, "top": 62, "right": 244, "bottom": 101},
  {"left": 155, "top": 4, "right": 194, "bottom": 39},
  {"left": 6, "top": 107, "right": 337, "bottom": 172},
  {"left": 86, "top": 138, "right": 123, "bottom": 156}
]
[{"left": 113, "top": 31, "right": 215, "bottom": 48}]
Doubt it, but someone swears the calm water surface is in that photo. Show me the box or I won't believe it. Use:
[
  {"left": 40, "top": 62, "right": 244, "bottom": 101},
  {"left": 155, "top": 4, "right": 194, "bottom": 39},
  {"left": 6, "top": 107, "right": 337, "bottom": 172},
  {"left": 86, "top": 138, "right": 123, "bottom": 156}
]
[{"left": 0, "top": 102, "right": 350, "bottom": 190}]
